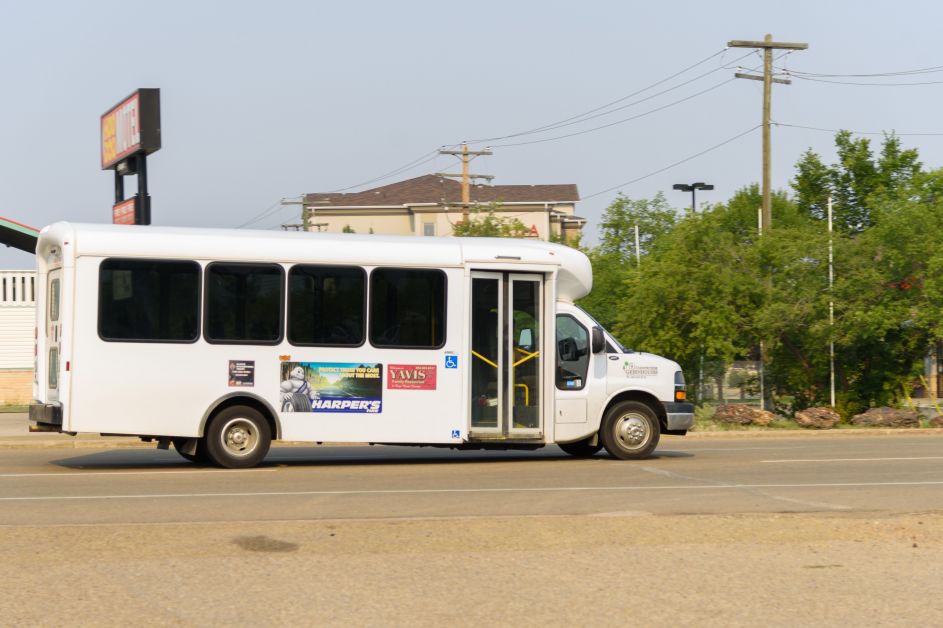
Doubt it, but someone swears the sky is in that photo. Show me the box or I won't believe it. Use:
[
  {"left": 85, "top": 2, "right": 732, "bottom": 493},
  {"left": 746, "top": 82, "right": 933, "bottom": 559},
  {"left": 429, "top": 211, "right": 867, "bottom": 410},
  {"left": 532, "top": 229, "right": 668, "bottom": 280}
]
[{"left": 2, "top": 0, "right": 942, "bottom": 268}]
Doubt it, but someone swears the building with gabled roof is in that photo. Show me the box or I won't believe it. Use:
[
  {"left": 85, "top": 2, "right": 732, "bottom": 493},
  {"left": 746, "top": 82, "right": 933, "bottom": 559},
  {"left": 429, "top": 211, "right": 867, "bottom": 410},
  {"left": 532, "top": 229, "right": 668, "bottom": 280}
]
[{"left": 301, "top": 174, "right": 585, "bottom": 241}]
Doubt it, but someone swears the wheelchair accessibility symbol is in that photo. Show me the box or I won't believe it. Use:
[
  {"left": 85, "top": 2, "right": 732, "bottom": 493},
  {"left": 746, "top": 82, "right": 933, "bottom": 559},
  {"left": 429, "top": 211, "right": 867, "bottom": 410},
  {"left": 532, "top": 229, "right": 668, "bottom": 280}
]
[{"left": 445, "top": 355, "right": 459, "bottom": 369}]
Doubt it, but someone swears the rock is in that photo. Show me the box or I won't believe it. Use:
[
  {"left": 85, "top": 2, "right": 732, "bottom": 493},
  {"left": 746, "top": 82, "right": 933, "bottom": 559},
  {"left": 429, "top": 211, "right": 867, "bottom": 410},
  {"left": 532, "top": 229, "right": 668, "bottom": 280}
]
[
  {"left": 850, "top": 407, "right": 921, "bottom": 428},
  {"left": 927, "top": 415, "right": 943, "bottom": 428},
  {"left": 794, "top": 407, "right": 840, "bottom": 429},
  {"left": 712, "top": 404, "right": 776, "bottom": 427}
]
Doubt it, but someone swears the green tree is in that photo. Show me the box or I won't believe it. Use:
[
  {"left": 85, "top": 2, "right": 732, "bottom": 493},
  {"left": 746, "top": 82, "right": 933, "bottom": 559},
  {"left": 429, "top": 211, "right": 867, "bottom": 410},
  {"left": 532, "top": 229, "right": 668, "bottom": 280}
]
[
  {"left": 452, "top": 202, "right": 529, "bottom": 238},
  {"left": 578, "top": 193, "right": 679, "bottom": 331},
  {"left": 606, "top": 202, "right": 767, "bottom": 397},
  {"left": 342, "top": 224, "right": 356, "bottom": 233},
  {"left": 793, "top": 131, "right": 922, "bottom": 232},
  {"left": 598, "top": 192, "right": 676, "bottom": 261}
]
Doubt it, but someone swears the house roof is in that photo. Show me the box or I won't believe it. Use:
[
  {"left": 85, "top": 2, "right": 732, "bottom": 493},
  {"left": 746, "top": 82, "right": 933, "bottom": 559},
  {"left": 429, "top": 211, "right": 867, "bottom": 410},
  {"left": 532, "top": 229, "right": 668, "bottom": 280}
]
[{"left": 304, "top": 174, "right": 579, "bottom": 207}]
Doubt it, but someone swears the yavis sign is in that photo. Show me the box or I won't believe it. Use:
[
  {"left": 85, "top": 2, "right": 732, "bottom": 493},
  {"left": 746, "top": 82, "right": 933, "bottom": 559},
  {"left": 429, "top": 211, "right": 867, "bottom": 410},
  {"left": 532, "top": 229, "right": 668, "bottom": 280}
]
[{"left": 387, "top": 364, "right": 437, "bottom": 390}]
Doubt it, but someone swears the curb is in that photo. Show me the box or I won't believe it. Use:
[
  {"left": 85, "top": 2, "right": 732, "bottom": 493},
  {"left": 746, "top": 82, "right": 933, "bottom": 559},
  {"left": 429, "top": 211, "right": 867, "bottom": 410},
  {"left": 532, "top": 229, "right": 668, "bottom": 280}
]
[{"left": 682, "top": 427, "right": 943, "bottom": 439}]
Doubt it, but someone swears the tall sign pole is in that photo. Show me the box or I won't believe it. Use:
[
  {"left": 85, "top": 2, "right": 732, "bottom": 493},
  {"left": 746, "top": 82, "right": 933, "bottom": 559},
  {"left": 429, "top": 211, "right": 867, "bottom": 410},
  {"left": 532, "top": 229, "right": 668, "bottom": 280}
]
[
  {"left": 101, "top": 89, "right": 161, "bottom": 225},
  {"left": 729, "top": 35, "right": 808, "bottom": 231}
]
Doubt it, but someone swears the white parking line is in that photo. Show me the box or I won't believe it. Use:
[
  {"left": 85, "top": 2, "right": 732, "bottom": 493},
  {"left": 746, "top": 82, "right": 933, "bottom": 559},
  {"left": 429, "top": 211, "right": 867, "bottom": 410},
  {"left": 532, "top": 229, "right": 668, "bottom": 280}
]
[
  {"left": 2, "top": 479, "right": 943, "bottom": 502},
  {"left": 763, "top": 456, "right": 943, "bottom": 463}
]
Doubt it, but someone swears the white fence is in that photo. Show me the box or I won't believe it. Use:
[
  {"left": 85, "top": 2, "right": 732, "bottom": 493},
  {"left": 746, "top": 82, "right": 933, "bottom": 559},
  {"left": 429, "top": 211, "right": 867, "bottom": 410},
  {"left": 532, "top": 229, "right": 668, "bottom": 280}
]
[{"left": 0, "top": 271, "right": 36, "bottom": 369}]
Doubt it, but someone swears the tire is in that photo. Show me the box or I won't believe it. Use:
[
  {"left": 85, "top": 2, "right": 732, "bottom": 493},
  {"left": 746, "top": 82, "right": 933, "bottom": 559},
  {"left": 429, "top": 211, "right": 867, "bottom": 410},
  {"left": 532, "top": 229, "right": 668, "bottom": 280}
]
[
  {"left": 172, "top": 438, "right": 207, "bottom": 464},
  {"left": 557, "top": 438, "right": 603, "bottom": 458},
  {"left": 204, "top": 405, "right": 272, "bottom": 469},
  {"left": 288, "top": 393, "right": 311, "bottom": 412},
  {"left": 600, "top": 401, "right": 660, "bottom": 460}
]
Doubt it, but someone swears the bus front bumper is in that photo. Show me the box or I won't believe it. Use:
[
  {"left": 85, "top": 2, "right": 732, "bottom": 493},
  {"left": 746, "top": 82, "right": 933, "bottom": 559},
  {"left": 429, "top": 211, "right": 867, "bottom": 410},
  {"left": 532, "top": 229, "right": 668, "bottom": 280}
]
[
  {"left": 29, "top": 402, "right": 63, "bottom": 432},
  {"left": 664, "top": 402, "right": 694, "bottom": 431}
]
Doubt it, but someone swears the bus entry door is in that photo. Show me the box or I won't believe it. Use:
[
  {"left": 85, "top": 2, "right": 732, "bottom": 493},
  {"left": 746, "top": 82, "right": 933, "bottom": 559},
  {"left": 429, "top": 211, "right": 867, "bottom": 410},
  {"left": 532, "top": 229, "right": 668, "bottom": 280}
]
[{"left": 469, "top": 272, "right": 543, "bottom": 438}]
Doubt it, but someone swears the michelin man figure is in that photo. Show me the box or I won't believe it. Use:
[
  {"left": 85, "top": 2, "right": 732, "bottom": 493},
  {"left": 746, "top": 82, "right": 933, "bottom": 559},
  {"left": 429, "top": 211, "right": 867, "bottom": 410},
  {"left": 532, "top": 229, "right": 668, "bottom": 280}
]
[{"left": 280, "top": 365, "right": 314, "bottom": 412}]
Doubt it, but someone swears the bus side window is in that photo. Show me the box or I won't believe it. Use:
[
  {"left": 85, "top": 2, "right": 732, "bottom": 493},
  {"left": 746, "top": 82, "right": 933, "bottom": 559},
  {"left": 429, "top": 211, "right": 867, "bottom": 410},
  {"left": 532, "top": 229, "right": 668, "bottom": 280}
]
[
  {"left": 99, "top": 259, "right": 201, "bottom": 342},
  {"left": 288, "top": 265, "right": 366, "bottom": 346},
  {"left": 205, "top": 263, "right": 284, "bottom": 345},
  {"left": 369, "top": 268, "right": 446, "bottom": 349}
]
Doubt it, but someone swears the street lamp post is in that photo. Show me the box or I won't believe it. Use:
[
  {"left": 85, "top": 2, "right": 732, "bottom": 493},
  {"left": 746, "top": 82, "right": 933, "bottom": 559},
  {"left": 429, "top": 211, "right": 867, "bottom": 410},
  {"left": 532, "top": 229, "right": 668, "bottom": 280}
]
[{"left": 673, "top": 182, "right": 714, "bottom": 213}]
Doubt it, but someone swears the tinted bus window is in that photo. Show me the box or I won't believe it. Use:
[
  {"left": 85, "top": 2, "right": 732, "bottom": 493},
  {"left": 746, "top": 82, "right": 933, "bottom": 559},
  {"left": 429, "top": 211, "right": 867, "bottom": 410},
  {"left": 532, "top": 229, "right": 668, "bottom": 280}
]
[
  {"left": 288, "top": 265, "right": 365, "bottom": 346},
  {"left": 206, "top": 263, "right": 284, "bottom": 344},
  {"left": 99, "top": 259, "right": 201, "bottom": 342},
  {"left": 49, "top": 278, "right": 60, "bottom": 322},
  {"left": 370, "top": 268, "right": 445, "bottom": 348}
]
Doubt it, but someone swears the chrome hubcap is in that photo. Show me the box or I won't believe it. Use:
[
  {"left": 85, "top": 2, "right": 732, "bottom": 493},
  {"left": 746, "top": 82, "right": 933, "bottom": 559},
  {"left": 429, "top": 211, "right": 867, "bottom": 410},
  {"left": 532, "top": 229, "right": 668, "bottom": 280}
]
[
  {"left": 616, "top": 413, "right": 650, "bottom": 450},
  {"left": 221, "top": 418, "right": 257, "bottom": 456}
]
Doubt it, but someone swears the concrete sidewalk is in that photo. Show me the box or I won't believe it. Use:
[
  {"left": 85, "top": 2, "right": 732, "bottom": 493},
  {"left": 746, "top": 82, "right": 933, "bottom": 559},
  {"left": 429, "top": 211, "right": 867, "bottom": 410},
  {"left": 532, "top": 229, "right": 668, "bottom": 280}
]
[{"left": 2, "top": 412, "right": 942, "bottom": 449}]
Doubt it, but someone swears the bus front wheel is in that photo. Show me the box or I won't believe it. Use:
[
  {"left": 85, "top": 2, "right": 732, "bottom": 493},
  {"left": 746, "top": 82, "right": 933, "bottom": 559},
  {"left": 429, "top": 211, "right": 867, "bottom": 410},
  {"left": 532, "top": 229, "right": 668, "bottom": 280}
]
[
  {"left": 600, "top": 401, "right": 660, "bottom": 460},
  {"left": 205, "top": 406, "right": 272, "bottom": 469}
]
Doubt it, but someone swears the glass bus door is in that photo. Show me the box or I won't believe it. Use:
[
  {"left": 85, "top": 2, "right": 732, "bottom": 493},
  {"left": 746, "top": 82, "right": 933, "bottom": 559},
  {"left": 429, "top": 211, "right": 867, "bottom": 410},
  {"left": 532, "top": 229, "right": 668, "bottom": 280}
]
[{"left": 469, "top": 272, "right": 543, "bottom": 438}]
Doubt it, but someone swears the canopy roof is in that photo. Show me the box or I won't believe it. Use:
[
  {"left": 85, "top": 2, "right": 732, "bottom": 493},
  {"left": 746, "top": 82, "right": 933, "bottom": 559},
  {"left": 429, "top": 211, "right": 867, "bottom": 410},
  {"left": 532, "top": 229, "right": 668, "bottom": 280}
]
[{"left": 0, "top": 216, "right": 39, "bottom": 254}]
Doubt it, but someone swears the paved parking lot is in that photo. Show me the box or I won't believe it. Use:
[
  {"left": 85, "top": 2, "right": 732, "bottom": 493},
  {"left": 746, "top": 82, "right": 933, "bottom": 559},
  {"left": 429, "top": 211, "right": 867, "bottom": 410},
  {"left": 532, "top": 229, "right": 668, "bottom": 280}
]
[{"left": 1, "top": 431, "right": 942, "bottom": 625}]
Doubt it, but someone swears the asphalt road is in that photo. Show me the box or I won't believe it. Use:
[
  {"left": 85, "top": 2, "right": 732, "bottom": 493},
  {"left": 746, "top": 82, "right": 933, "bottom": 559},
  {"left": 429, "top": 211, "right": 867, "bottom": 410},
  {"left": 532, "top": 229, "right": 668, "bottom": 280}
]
[{"left": 2, "top": 433, "right": 943, "bottom": 626}]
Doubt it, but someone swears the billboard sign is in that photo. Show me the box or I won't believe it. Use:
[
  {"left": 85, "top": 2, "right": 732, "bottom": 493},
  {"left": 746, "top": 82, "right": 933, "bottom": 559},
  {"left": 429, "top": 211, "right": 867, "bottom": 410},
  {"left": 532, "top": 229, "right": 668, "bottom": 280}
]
[
  {"left": 112, "top": 198, "right": 137, "bottom": 225},
  {"left": 100, "top": 89, "right": 161, "bottom": 170}
]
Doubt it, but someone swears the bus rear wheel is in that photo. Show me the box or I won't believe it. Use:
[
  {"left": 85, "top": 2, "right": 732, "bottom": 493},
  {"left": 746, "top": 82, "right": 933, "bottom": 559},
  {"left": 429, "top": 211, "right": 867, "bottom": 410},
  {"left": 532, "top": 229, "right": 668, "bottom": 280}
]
[
  {"left": 205, "top": 406, "right": 272, "bottom": 469},
  {"left": 172, "top": 438, "right": 207, "bottom": 464},
  {"left": 600, "top": 401, "right": 660, "bottom": 460}
]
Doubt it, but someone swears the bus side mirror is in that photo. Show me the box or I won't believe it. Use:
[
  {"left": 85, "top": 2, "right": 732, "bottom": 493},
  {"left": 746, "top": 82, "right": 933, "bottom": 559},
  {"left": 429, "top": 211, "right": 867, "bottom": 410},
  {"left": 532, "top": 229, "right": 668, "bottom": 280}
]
[{"left": 591, "top": 326, "right": 606, "bottom": 354}]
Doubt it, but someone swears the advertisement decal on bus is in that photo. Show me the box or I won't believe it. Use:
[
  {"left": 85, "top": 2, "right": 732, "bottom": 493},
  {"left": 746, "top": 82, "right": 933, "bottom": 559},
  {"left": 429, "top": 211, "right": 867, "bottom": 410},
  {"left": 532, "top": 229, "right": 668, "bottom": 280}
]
[{"left": 279, "top": 362, "right": 382, "bottom": 413}]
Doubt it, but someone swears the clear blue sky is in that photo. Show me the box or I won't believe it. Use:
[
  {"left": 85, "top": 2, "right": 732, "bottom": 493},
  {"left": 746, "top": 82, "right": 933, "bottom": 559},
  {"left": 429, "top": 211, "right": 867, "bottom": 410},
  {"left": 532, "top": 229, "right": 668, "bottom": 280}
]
[{"left": 2, "top": 0, "right": 942, "bottom": 268}]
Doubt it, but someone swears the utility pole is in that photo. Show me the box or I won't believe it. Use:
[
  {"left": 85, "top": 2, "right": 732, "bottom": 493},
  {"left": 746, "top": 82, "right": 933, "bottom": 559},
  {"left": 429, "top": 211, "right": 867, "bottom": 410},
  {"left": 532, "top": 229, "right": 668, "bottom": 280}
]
[
  {"left": 728, "top": 34, "right": 808, "bottom": 232},
  {"left": 436, "top": 143, "right": 494, "bottom": 222}
]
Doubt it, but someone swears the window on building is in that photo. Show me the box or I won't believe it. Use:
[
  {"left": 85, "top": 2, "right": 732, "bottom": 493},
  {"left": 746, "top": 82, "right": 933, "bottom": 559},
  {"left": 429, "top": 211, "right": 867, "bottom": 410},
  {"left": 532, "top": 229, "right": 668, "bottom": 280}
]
[
  {"left": 423, "top": 222, "right": 436, "bottom": 236},
  {"left": 369, "top": 268, "right": 446, "bottom": 348},
  {"left": 555, "top": 314, "right": 589, "bottom": 390},
  {"left": 99, "top": 259, "right": 200, "bottom": 342},
  {"left": 205, "top": 263, "right": 283, "bottom": 344},
  {"left": 288, "top": 265, "right": 365, "bottom": 346}
]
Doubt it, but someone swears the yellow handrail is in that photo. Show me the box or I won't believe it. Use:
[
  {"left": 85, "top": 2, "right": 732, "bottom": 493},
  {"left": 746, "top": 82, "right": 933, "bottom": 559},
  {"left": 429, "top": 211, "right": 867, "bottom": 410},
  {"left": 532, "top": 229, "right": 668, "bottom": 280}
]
[
  {"left": 512, "top": 349, "right": 539, "bottom": 368},
  {"left": 471, "top": 350, "right": 498, "bottom": 368}
]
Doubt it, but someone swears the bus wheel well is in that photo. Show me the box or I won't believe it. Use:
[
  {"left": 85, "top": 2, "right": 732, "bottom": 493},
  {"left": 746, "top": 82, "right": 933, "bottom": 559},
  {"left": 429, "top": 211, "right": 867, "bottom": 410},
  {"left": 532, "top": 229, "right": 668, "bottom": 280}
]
[
  {"left": 603, "top": 391, "right": 667, "bottom": 432},
  {"left": 204, "top": 396, "right": 280, "bottom": 440}
]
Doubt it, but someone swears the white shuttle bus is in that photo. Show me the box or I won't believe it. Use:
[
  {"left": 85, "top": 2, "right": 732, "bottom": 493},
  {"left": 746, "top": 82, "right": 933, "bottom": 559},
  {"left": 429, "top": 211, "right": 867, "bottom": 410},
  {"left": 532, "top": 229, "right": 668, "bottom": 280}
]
[{"left": 29, "top": 222, "right": 693, "bottom": 468}]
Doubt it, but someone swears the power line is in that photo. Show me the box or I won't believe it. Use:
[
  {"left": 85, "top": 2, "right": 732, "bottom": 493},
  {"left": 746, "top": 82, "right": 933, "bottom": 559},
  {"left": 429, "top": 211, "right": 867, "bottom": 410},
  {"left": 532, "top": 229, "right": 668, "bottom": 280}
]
[
  {"left": 468, "top": 48, "right": 752, "bottom": 144},
  {"left": 492, "top": 78, "right": 737, "bottom": 148},
  {"left": 777, "top": 63, "right": 943, "bottom": 78},
  {"left": 327, "top": 150, "right": 442, "bottom": 193},
  {"left": 487, "top": 53, "right": 756, "bottom": 142},
  {"left": 788, "top": 75, "right": 943, "bottom": 87},
  {"left": 236, "top": 197, "right": 298, "bottom": 229},
  {"left": 582, "top": 124, "right": 762, "bottom": 201},
  {"left": 774, "top": 121, "right": 943, "bottom": 136}
]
